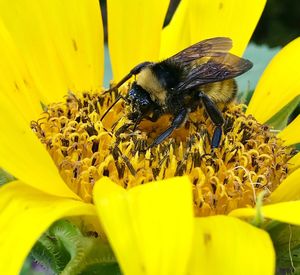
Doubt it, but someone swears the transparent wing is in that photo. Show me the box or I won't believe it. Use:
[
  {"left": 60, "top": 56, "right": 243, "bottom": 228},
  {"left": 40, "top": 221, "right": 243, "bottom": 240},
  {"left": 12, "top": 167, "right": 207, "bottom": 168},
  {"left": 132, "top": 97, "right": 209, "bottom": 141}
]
[
  {"left": 168, "top": 37, "right": 233, "bottom": 67},
  {"left": 173, "top": 52, "right": 253, "bottom": 92}
]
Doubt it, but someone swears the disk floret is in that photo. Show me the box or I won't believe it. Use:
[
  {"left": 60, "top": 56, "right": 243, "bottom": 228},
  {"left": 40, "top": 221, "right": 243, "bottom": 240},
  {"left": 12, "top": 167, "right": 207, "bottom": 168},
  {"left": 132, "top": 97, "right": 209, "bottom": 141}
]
[{"left": 31, "top": 90, "right": 293, "bottom": 215}]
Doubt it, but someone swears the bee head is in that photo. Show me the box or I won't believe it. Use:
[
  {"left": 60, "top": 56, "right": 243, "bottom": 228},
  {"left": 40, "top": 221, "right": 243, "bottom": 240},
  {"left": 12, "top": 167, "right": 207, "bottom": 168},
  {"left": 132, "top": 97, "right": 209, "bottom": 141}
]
[{"left": 126, "top": 82, "right": 153, "bottom": 121}]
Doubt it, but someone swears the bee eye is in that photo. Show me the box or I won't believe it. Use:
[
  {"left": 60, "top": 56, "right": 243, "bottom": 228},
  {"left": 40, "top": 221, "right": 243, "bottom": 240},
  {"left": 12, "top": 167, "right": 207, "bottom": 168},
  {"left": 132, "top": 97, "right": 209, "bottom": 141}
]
[{"left": 127, "top": 90, "right": 139, "bottom": 105}]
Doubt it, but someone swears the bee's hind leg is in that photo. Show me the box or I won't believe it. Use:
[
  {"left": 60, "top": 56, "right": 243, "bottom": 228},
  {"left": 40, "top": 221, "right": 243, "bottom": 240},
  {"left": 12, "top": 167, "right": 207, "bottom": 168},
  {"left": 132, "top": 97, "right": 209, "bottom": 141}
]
[
  {"left": 199, "top": 93, "right": 224, "bottom": 149},
  {"left": 148, "top": 109, "right": 188, "bottom": 148}
]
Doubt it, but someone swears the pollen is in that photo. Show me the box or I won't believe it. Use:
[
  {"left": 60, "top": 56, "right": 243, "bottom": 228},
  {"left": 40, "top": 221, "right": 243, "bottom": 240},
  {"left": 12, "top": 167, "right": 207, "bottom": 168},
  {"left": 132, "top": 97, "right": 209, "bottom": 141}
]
[{"left": 31, "top": 89, "right": 294, "bottom": 216}]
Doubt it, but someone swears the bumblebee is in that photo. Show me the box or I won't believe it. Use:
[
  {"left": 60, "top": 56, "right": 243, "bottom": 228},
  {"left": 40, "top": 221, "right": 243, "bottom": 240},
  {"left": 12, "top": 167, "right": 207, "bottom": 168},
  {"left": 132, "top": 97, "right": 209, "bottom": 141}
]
[{"left": 102, "top": 37, "right": 252, "bottom": 148}]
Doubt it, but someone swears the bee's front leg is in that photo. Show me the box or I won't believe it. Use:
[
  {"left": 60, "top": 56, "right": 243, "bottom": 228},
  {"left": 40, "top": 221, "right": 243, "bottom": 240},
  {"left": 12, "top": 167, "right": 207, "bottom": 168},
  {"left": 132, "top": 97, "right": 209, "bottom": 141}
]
[
  {"left": 199, "top": 92, "right": 224, "bottom": 149},
  {"left": 148, "top": 108, "right": 188, "bottom": 148},
  {"left": 127, "top": 111, "right": 142, "bottom": 131},
  {"left": 129, "top": 107, "right": 162, "bottom": 131}
]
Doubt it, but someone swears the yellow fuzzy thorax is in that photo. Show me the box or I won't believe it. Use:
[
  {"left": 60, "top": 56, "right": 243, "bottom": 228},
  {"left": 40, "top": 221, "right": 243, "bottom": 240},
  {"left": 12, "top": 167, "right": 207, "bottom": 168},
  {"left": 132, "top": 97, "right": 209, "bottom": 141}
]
[{"left": 31, "top": 89, "right": 294, "bottom": 216}]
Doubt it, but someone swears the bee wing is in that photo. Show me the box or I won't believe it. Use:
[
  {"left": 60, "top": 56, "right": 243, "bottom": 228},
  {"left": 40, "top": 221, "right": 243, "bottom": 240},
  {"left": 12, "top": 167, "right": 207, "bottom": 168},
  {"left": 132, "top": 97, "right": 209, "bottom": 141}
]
[
  {"left": 168, "top": 37, "right": 233, "bottom": 66},
  {"left": 174, "top": 52, "right": 253, "bottom": 92}
]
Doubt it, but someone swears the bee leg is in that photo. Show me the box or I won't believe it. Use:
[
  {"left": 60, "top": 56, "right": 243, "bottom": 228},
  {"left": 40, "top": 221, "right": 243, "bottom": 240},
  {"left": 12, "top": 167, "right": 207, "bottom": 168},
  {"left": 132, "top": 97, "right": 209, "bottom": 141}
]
[
  {"left": 133, "top": 115, "right": 143, "bottom": 131},
  {"left": 132, "top": 108, "right": 162, "bottom": 131},
  {"left": 105, "top": 62, "right": 152, "bottom": 93},
  {"left": 149, "top": 109, "right": 188, "bottom": 148},
  {"left": 199, "top": 93, "right": 224, "bottom": 148},
  {"left": 145, "top": 108, "right": 162, "bottom": 122}
]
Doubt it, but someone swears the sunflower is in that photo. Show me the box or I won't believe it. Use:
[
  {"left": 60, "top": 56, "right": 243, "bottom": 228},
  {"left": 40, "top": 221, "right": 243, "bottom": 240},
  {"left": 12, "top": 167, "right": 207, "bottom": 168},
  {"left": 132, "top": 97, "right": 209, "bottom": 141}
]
[{"left": 0, "top": 0, "right": 300, "bottom": 274}]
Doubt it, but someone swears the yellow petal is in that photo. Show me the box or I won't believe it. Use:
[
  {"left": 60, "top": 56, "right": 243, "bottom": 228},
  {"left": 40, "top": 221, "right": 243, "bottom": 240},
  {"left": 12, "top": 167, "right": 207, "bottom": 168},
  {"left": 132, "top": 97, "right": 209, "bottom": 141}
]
[
  {"left": 230, "top": 201, "right": 300, "bottom": 226},
  {"left": 247, "top": 37, "right": 300, "bottom": 123},
  {"left": 189, "top": 216, "right": 275, "bottom": 275},
  {"left": 159, "top": 0, "right": 190, "bottom": 59},
  {"left": 160, "top": 0, "right": 266, "bottom": 59},
  {"left": 0, "top": 0, "right": 104, "bottom": 104},
  {"left": 107, "top": 0, "right": 169, "bottom": 81},
  {"left": 93, "top": 177, "right": 194, "bottom": 275},
  {"left": 277, "top": 115, "right": 300, "bottom": 146},
  {"left": 267, "top": 169, "right": 300, "bottom": 203},
  {"left": 0, "top": 93, "right": 78, "bottom": 198},
  {"left": 289, "top": 152, "right": 300, "bottom": 172},
  {"left": 0, "top": 180, "right": 96, "bottom": 275},
  {"left": 0, "top": 2, "right": 85, "bottom": 199},
  {"left": 0, "top": 20, "right": 41, "bottom": 121}
]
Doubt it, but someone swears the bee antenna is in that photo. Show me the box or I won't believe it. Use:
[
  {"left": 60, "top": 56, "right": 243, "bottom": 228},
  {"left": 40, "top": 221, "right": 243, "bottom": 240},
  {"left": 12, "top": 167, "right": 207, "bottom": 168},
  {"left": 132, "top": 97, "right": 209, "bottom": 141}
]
[
  {"left": 102, "top": 86, "right": 117, "bottom": 95},
  {"left": 100, "top": 95, "right": 126, "bottom": 122}
]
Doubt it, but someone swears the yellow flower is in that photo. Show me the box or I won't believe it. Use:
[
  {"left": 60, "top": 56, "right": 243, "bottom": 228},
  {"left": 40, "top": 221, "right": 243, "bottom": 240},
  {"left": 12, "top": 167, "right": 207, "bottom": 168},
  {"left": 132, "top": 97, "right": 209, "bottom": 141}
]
[{"left": 0, "top": 0, "right": 300, "bottom": 274}]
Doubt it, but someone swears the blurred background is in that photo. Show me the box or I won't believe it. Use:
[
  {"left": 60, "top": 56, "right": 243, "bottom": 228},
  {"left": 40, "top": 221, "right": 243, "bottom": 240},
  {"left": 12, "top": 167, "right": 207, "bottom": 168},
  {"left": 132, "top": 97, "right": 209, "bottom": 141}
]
[
  {"left": 101, "top": 0, "right": 300, "bottom": 47},
  {"left": 100, "top": 0, "right": 300, "bottom": 96}
]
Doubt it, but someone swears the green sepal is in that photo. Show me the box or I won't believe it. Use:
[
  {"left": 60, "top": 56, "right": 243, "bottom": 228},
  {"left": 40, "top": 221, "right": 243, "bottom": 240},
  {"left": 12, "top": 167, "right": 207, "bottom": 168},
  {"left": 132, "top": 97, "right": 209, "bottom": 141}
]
[
  {"left": 268, "top": 222, "right": 300, "bottom": 274},
  {"left": 30, "top": 229, "right": 71, "bottom": 273},
  {"left": 29, "top": 219, "right": 120, "bottom": 275},
  {"left": 266, "top": 95, "right": 300, "bottom": 130},
  {"left": 19, "top": 257, "right": 34, "bottom": 275},
  {"left": 40, "top": 101, "right": 48, "bottom": 112},
  {"left": 0, "top": 168, "right": 15, "bottom": 186},
  {"left": 78, "top": 263, "right": 122, "bottom": 275}
]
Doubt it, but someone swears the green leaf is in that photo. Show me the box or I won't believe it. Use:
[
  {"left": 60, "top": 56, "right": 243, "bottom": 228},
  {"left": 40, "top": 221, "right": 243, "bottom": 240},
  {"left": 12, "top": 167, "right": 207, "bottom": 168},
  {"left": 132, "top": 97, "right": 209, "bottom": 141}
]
[
  {"left": 265, "top": 95, "right": 300, "bottom": 130},
  {"left": 268, "top": 222, "right": 300, "bottom": 274}
]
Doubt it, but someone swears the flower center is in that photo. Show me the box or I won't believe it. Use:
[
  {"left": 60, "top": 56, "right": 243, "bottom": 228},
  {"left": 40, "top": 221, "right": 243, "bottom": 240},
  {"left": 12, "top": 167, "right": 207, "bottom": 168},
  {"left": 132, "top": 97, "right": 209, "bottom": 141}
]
[{"left": 31, "top": 88, "right": 294, "bottom": 216}]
